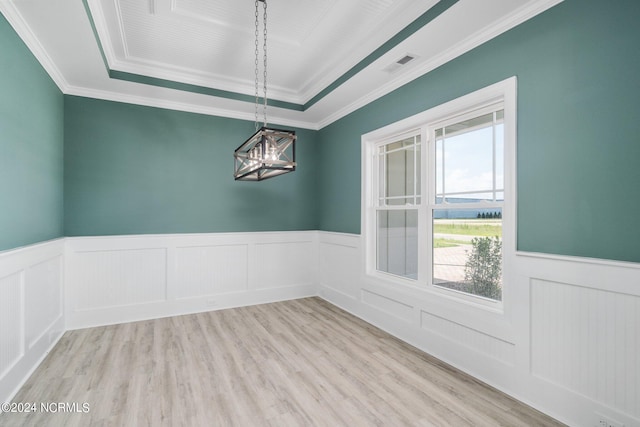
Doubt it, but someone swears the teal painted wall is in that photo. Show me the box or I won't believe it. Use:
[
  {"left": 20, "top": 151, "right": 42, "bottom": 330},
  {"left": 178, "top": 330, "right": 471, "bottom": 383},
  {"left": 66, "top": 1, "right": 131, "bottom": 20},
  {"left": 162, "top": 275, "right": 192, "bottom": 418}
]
[
  {"left": 64, "top": 96, "right": 319, "bottom": 236},
  {"left": 0, "top": 13, "right": 64, "bottom": 252},
  {"left": 318, "top": 0, "right": 640, "bottom": 263},
  {"left": 4, "top": 0, "right": 639, "bottom": 263}
]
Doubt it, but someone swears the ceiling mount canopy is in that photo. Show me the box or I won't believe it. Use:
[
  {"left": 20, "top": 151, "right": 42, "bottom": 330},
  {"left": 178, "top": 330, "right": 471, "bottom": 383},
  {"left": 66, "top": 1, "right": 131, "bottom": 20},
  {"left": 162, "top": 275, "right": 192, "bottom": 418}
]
[{"left": 234, "top": 0, "right": 296, "bottom": 181}]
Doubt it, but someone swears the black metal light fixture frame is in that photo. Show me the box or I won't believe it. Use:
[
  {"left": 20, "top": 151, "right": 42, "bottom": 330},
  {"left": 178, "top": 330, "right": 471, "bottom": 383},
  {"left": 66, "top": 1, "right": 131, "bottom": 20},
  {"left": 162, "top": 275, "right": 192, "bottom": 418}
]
[
  {"left": 234, "top": 126, "right": 296, "bottom": 181},
  {"left": 234, "top": 0, "right": 297, "bottom": 181}
]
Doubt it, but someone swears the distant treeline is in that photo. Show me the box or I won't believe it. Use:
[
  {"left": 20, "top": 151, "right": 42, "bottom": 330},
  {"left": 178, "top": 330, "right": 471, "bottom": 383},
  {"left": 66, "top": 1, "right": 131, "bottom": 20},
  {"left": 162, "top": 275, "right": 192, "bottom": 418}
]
[
  {"left": 434, "top": 198, "right": 503, "bottom": 220},
  {"left": 477, "top": 212, "right": 502, "bottom": 219}
]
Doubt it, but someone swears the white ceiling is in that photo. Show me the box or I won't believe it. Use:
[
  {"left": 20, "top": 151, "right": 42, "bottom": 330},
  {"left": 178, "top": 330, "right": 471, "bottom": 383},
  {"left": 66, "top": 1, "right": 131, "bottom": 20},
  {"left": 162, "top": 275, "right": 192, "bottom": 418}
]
[
  {"left": 94, "top": 0, "right": 438, "bottom": 104},
  {"left": 1, "top": 0, "right": 562, "bottom": 129}
]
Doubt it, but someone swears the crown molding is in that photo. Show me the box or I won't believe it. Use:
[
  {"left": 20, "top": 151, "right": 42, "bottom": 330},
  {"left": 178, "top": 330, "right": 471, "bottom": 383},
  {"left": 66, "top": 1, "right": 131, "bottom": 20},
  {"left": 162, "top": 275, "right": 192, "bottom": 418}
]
[
  {"left": 315, "top": 0, "right": 564, "bottom": 129},
  {"left": 64, "top": 85, "right": 318, "bottom": 130},
  {"left": 108, "top": 58, "right": 305, "bottom": 105},
  {"left": 0, "top": 1, "right": 70, "bottom": 93},
  {"left": 297, "top": 0, "right": 442, "bottom": 106},
  {"left": 87, "top": 0, "right": 304, "bottom": 105},
  {"left": 3, "top": 0, "right": 563, "bottom": 130}
]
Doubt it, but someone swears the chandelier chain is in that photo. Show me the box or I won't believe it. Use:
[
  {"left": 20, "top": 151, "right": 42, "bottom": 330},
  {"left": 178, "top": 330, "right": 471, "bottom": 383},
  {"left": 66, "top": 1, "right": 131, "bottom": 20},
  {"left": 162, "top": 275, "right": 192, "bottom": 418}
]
[
  {"left": 262, "top": 0, "right": 268, "bottom": 127},
  {"left": 254, "top": 0, "right": 260, "bottom": 131}
]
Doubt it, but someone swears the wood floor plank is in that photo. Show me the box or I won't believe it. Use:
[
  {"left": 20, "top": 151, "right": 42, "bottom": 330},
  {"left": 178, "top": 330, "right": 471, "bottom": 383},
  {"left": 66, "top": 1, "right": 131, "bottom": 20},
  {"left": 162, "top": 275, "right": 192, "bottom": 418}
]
[{"left": 0, "top": 297, "right": 563, "bottom": 426}]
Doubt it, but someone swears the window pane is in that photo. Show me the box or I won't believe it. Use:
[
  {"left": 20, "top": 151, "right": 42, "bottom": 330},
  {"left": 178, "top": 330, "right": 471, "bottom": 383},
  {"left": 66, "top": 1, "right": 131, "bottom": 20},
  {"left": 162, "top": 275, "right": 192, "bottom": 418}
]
[
  {"left": 386, "top": 148, "right": 414, "bottom": 198},
  {"left": 377, "top": 210, "right": 418, "bottom": 279},
  {"left": 437, "top": 193, "right": 495, "bottom": 203},
  {"left": 432, "top": 208, "right": 502, "bottom": 301},
  {"left": 435, "top": 110, "right": 503, "bottom": 204},
  {"left": 441, "top": 126, "right": 492, "bottom": 194},
  {"left": 495, "top": 123, "right": 504, "bottom": 191},
  {"left": 378, "top": 136, "right": 420, "bottom": 205}
]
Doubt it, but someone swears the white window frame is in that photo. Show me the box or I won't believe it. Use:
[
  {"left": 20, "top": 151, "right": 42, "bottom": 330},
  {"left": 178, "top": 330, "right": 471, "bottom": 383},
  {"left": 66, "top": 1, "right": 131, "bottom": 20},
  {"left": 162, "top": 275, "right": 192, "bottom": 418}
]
[
  {"left": 361, "top": 77, "right": 517, "bottom": 313},
  {"left": 373, "top": 130, "right": 422, "bottom": 280}
]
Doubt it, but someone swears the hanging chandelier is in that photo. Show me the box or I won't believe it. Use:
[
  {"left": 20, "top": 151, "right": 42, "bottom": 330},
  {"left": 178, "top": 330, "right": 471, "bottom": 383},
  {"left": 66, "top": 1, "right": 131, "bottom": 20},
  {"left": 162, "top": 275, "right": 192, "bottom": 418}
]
[{"left": 234, "top": 0, "right": 296, "bottom": 181}]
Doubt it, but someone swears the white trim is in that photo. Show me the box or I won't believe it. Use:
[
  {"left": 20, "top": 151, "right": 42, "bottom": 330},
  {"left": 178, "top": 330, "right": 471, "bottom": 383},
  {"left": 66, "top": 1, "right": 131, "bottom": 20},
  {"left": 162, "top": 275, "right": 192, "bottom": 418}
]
[
  {"left": 0, "top": 239, "right": 66, "bottom": 279},
  {"left": 517, "top": 250, "right": 640, "bottom": 271},
  {"left": 0, "top": 239, "right": 65, "bottom": 404},
  {"left": 64, "top": 231, "right": 319, "bottom": 330},
  {"left": 0, "top": 238, "right": 62, "bottom": 259},
  {"left": 317, "top": 230, "right": 640, "bottom": 427},
  {"left": 108, "top": 58, "right": 304, "bottom": 105},
  {"left": 362, "top": 78, "right": 514, "bottom": 141},
  {"left": 315, "top": 0, "right": 563, "bottom": 129},
  {"left": 64, "top": 85, "right": 319, "bottom": 130},
  {"left": 85, "top": 0, "right": 119, "bottom": 68},
  {"left": 64, "top": 230, "right": 315, "bottom": 243},
  {"left": 0, "top": 1, "right": 70, "bottom": 93},
  {"left": 516, "top": 250, "right": 640, "bottom": 297},
  {"left": 67, "top": 285, "right": 317, "bottom": 330},
  {"left": 2, "top": 229, "right": 638, "bottom": 426},
  {"left": 87, "top": 0, "right": 313, "bottom": 105},
  {"left": 297, "top": 0, "right": 440, "bottom": 105},
  {"left": 2, "top": 328, "right": 64, "bottom": 405},
  {"left": 2, "top": 0, "right": 561, "bottom": 129}
]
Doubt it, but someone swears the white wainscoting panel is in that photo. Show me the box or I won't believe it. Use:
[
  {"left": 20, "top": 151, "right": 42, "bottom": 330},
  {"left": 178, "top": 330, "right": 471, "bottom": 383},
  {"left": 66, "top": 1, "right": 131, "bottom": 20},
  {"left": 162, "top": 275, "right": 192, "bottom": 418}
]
[
  {"left": 253, "top": 241, "right": 315, "bottom": 290},
  {"left": 531, "top": 278, "right": 640, "bottom": 420},
  {"left": 361, "top": 289, "right": 414, "bottom": 323},
  {"left": 4, "top": 231, "right": 639, "bottom": 427},
  {"left": 318, "top": 233, "right": 360, "bottom": 300},
  {"left": 317, "top": 231, "right": 640, "bottom": 427},
  {"left": 74, "top": 248, "right": 167, "bottom": 310},
  {"left": 420, "top": 311, "right": 515, "bottom": 366},
  {"left": 0, "top": 239, "right": 65, "bottom": 404},
  {"left": 65, "top": 232, "right": 318, "bottom": 330},
  {"left": 0, "top": 273, "right": 23, "bottom": 381},
  {"left": 174, "top": 244, "right": 248, "bottom": 299},
  {"left": 24, "top": 256, "right": 63, "bottom": 349}
]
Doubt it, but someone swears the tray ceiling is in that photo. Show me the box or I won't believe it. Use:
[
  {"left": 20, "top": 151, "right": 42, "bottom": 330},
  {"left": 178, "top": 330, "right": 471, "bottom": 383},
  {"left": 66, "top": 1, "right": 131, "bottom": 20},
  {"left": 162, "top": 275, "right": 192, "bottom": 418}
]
[
  {"left": 95, "top": 0, "right": 434, "bottom": 104},
  {"left": 1, "top": 0, "right": 563, "bottom": 129}
]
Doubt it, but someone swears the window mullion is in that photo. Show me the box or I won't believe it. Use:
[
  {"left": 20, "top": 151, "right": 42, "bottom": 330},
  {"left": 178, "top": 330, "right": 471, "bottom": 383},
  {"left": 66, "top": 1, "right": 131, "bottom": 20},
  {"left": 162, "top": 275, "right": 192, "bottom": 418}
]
[
  {"left": 442, "top": 128, "right": 446, "bottom": 203},
  {"left": 383, "top": 146, "right": 387, "bottom": 206},
  {"left": 492, "top": 111, "right": 497, "bottom": 202},
  {"left": 413, "top": 136, "right": 422, "bottom": 205},
  {"left": 424, "top": 126, "right": 435, "bottom": 288}
]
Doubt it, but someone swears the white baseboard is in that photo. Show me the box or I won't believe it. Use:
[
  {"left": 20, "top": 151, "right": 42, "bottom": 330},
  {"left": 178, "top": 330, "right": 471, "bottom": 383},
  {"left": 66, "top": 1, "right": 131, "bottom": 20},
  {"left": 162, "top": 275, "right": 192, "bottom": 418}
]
[{"left": 67, "top": 284, "right": 317, "bottom": 330}]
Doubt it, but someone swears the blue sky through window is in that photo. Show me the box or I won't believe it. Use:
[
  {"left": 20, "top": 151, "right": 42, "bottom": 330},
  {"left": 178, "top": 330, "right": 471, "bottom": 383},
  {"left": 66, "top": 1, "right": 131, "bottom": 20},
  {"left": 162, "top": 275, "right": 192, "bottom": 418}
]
[{"left": 436, "top": 121, "right": 504, "bottom": 202}]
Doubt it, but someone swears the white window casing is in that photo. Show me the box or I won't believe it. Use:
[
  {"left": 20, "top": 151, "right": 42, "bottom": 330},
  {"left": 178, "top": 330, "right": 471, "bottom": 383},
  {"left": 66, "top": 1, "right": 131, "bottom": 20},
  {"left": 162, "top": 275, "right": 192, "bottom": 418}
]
[{"left": 361, "top": 76, "right": 517, "bottom": 317}]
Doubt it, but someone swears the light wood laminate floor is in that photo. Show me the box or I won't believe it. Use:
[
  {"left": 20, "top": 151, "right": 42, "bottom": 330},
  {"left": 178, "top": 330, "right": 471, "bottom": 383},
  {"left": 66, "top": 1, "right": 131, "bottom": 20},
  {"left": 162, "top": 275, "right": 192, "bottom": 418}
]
[{"left": 1, "top": 297, "right": 563, "bottom": 426}]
